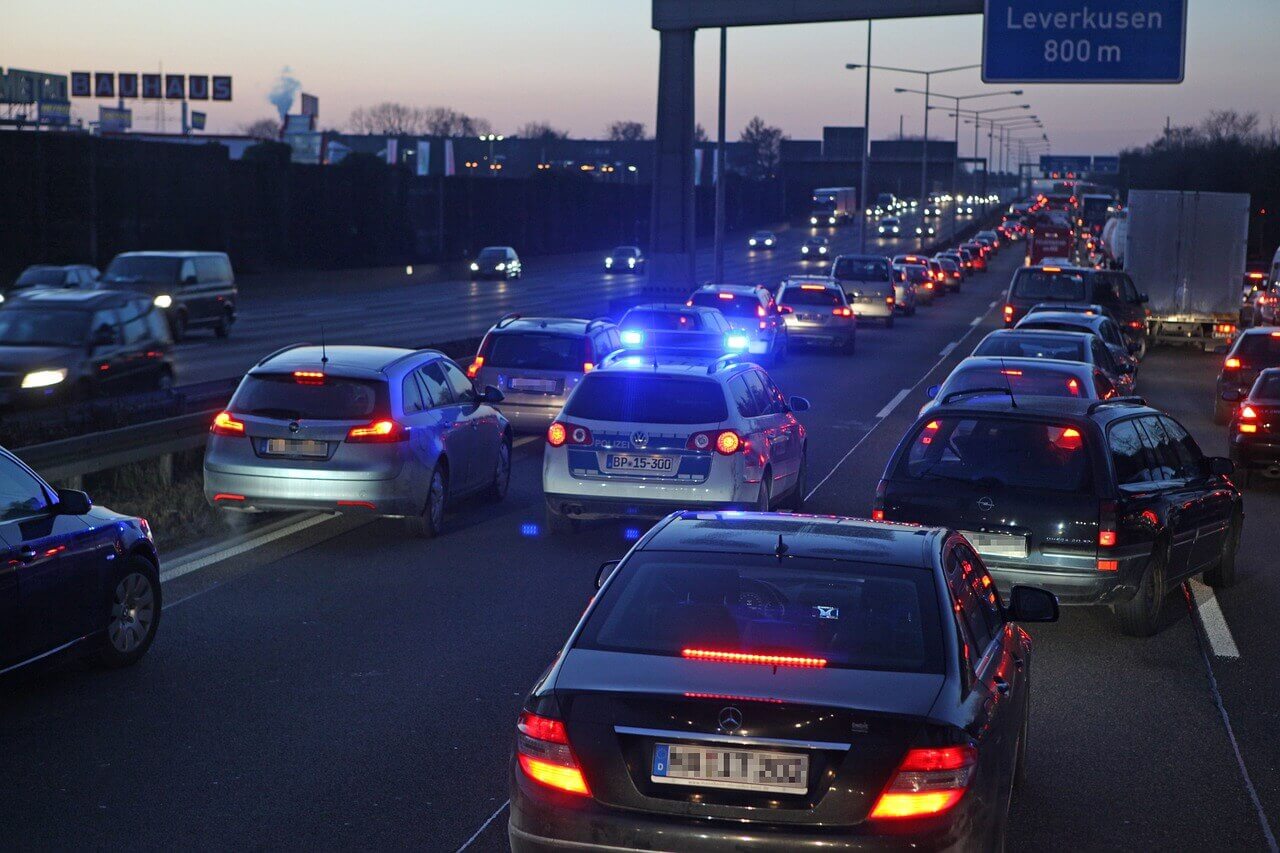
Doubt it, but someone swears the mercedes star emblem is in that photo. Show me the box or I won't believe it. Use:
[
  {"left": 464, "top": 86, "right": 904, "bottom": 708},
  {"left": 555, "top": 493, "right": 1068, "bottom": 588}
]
[{"left": 718, "top": 706, "right": 743, "bottom": 733}]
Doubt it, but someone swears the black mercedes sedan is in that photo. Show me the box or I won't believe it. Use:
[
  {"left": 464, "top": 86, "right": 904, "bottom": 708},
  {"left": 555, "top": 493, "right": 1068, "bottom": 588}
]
[{"left": 508, "top": 511, "right": 1058, "bottom": 851}]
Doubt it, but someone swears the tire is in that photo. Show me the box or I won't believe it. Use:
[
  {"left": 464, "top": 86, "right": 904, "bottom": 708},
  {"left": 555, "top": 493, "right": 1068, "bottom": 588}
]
[
  {"left": 169, "top": 312, "right": 187, "bottom": 343},
  {"left": 213, "top": 309, "right": 232, "bottom": 339},
  {"left": 546, "top": 503, "right": 578, "bottom": 535},
  {"left": 1203, "top": 512, "right": 1241, "bottom": 589},
  {"left": 755, "top": 471, "right": 772, "bottom": 512},
  {"left": 784, "top": 453, "right": 807, "bottom": 512},
  {"left": 405, "top": 464, "right": 447, "bottom": 538},
  {"left": 884, "top": 314, "right": 895, "bottom": 329},
  {"left": 1213, "top": 399, "right": 1232, "bottom": 425},
  {"left": 1114, "top": 544, "right": 1167, "bottom": 637},
  {"left": 156, "top": 368, "right": 174, "bottom": 393},
  {"left": 485, "top": 438, "right": 511, "bottom": 502},
  {"left": 99, "top": 556, "right": 161, "bottom": 668}
]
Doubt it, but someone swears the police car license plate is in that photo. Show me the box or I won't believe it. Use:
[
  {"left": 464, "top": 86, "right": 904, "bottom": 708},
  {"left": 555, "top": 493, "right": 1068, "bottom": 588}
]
[
  {"left": 605, "top": 453, "right": 677, "bottom": 476},
  {"left": 962, "top": 531, "right": 1028, "bottom": 559},
  {"left": 652, "top": 743, "right": 808, "bottom": 794}
]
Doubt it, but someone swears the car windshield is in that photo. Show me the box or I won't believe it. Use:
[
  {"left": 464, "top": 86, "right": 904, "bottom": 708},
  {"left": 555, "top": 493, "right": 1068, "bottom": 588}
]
[
  {"left": 0, "top": 309, "right": 92, "bottom": 347},
  {"left": 900, "top": 416, "right": 1093, "bottom": 493},
  {"left": 942, "top": 365, "right": 1086, "bottom": 400},
  {"left": 1252, "top": 374, "right": 1280, "bottom": 399},
  {"left": 1012, "top": 270, "right": 1088, "bottom": 302},
  {"left": 103, "top": 256, "right": 179, "bottom": 283},
  {"left": 611, "top": 247, "right": 638, "bottom": 258},
  {"left": 575, "top": 549, "right": 944, "bottom": 674},
  {"left": 13, "top": 269, "right": 65, "bottom": 288},
  {"left": 1235, "top": 333, "right": 1280, "bottom": 365},
  {"left": 899, "top": 266, "right": 929, "bottom": 283},
  {"left": 622, "top": 310, "right": 706, "bottom": 331},
  {"left": 752, "top": 232, "right": 773, "bottom": 239},
  {"left": 230, "top": 374, "right": 389, "bottom": 421},
  {"left": 479, "top": 248, "right": 507, "bottom": 260},
  {"left": 832, "top": 257, "right": 890, "bottom": 281},
  {"left": 566, "top": 373, "right": 728, "bottom": 424},
  {"left": 780, "top": 287, "right": 842, "bottom": 307},
  {"left": 973, "top": 333, "right": 1088, "bottom": 362},
  {"left": 1019, "top": 320, "right": 1095, "bottom": 337},
  {"left": 485, "top": 333, "right": 583, "bottom": 371},
  {"left": 690, "top": 292, "right": 760, "bottom": 318}
]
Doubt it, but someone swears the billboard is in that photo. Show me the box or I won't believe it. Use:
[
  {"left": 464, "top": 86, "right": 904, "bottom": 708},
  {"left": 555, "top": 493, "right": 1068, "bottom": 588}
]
[
  {"left": 70, "top": 72, "right": 232, "bottom": 100},
  {"left": 300, "top": 92, "right": 318, "bottom": 118},
  {"left": 99, "top": 105, "right": 132, "bottom": 133},
  {"left": 2, "top": 68, "right": 69, "bottom": 104},
  {"left": 38, "top": 100, "right": 71, "bottom": 126}
]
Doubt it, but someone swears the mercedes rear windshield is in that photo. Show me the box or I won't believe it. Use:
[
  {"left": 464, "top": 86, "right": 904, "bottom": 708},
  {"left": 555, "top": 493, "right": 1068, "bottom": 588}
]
[
  {"left": 943, "top": 365, "right": 1085, "bottom": 399},
  {"left": 575, "top": 550, "right": 944, "bottom": 674},
  {"left": 566, "top": 374, "right": 728, "bottom": 424}
]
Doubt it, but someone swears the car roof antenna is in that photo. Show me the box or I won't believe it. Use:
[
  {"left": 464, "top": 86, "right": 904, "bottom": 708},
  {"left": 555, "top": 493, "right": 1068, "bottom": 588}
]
[
  {"left": 320, "top": 322, "right": 329, "bottom": 367},
  {"left": 774, "top": 534, "right": 789, "bottom": 561},
  {"left": 999, "top": 357, "right": 1017, "bottom": 408}
]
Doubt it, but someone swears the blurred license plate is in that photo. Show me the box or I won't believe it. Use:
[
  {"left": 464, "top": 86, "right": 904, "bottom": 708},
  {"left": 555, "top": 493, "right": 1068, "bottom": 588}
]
[
  {"left": 962, "top": 530, "right": 1027, "bottom": 559},
  {"left": 266, "top": 439, "right": 328, "bottom": 458},
  {"left": 605, "top": 453, "right": 677, "bottom": 476},
  {"left": 652, "top": 743, "right": 808, "bottom": 794},
  {"left": 510, "top": 377, "right": 556, "bottom": 393}
]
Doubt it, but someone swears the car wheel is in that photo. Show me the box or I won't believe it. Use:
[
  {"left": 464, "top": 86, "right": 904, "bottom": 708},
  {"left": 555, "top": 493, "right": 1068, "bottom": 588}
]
[
  {"left": 755, "top": 472, "right": 772, "bottom": 512},
  {"left": 785, "top": 453, "right": 807, "bottom": 511},
  {"left": 213, "top": 309, "right": 233, "bottom": 339},
  {"left": 406, "top": 465, "right": 447, "bottom": 538},
  {"left": 1135, "top": 338, "right": 1148, "bottom": 361},
  {"left": 1114, "top": 544, "right": 1167, "bottom": 637},
  {"left": 485, "top": 438, "right": 511, "bottom": 502},
  {"left": 1203, "top": 512, "right": 1241, "bottom": 589},
  {"left": 99, "top": 556, "right": 161, "bottom": 668},
  {"left": 169, "top": 312, "right": 187, "bottom": 343},
  {"left": 156, "top": 368, "right": 174, "bottom": 393},
  {"left": 546, "top": 503, "right": 578, "bottom": 535},
  {"left": 1213, "top": 399, "right": 1231, "bottom": 425}
]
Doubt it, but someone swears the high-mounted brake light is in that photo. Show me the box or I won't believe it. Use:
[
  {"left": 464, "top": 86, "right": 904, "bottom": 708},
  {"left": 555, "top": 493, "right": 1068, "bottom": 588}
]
[
  {"left": 516, "top": 711, "right": 590, "bottom": 796},
  {"left": 682, "top": 649, "right": 827, "bottom": 668},
  {"left": 718, "top": 292, "right": 734, "bottom": 300},
  {"left": 1042, "top": 266, "right": 1062, "bottom": 273},
  {"left": 1000, "top": 369, "right": 1023, "bottom": 376},
  {"left": 466, "top": 356, "right": 484, "bottom": 378},
  {"left": 293, "top": 370, "right": 325, "bottom": 385},
  {"left": 800, "top": 284, "right": 826, "bottom": 291},
  {"left": 871, "top": 745, "right": 977, "bottom": 820},
  {"left": 211, "top": 411, "right": 245, "bottom": 436},
  {"left": 346, "top": 419, "right": 406, "bottom": 443}
]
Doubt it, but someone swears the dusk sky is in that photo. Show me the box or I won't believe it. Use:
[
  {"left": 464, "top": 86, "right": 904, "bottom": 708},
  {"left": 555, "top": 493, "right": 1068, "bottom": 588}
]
[{"left": 8, "top": 0, "right": 1280, "bottom": 155}]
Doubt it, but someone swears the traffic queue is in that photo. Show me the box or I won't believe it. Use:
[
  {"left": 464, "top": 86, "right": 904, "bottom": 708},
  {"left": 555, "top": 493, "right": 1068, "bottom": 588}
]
[{"left": 0, "top": 193, "right": 1262, "bottom": 853}]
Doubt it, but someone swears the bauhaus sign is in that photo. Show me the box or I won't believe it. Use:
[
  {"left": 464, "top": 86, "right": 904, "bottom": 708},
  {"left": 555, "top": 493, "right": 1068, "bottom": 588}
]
[{"left": 71, "top": 71, "right": 232, "bottom": 100}]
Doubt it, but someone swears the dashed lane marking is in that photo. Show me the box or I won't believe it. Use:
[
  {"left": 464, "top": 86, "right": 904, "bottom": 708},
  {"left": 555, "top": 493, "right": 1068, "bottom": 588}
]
[
  {"left": 876, "top": 389, "right": 911, "bottom": 420},
  {"left": 1188, "top": 579, "right": 1241, "bottom": 659},
  {"left": 939, "top": 342, "right": 958, "bottom": 358}
]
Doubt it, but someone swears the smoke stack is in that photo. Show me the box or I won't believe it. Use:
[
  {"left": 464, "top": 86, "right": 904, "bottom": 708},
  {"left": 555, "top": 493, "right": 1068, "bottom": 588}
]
[{"left": 268, "top": 67, "right": 302, "bottom": 120}]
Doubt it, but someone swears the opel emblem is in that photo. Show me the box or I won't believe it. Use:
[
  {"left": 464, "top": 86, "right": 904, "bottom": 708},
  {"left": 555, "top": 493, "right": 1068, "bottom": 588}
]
[
  {"left": 718, "top": 707, "right": 743, "bottom": 733},
  {"left": 289, "top": 421, "right": 301, "bottom": 434},
  {"left": 631, "top": 430, "right": 649, "bottom": 449},
  {"left": 977, "top": 496, "right": 995, "bottom": 512}
]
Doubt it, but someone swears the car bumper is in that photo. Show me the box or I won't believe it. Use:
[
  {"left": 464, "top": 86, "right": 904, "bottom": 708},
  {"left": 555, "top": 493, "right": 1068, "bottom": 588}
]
[
  {"left": 497, "top": 402, "right": 563, "bottom": 433},
  {"left": 1231, "top": 435, "right": 1280, "bottom": 467},
  {"left": 786, "top": 326, "right": 854, "bottom": 347},
  {"left": 203, "top": 465, "right": 418, "bottom": 516},
  {"left": 984, "top": 558, "right": 1142, "bottom": 605},
  {"left": 849, "top": 302, "right": 893, "bottom": 320}
]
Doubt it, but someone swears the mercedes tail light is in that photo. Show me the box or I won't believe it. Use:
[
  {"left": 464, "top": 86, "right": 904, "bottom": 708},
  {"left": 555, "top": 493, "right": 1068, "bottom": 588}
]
[
  {"left": 870, "top": 745, "right": 977, "bottom": 820},
  {"left": 516, "top": 712, "right": 590, "bottom": 796},
  {"left": 1238, "top": 405, "right": 1258, "bottom": 433},
  {"left": 1098, "top": 499, "right": 1118, "bottom": 548}
]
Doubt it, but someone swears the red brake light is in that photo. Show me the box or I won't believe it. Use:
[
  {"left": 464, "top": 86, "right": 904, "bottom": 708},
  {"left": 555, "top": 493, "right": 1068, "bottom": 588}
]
[
  {"left": 872, "top": 479, "right": 887, "bottom": 521},
  {"left": 1240, "top": 405, "right": 1258, "bottom": 419},
  {"left": 292, "top": 370, "right": 325, "bottom": 385},
  {"left": 756, "top": 304, "right": 767, "bottom": 318},
  {"left": 1224, "top": 357, "right": 1241, "bottom": 370},
  {"left": 1000, "top": 369, "right": 1023, "bottom": 376},
  {"left": 212, "top": 411, "right": 245, "bottom": 436},
  {"left": 1214, "top": 324, "right": 1236, "bottom": 336},
  {"left": 516, "top": 712, "right": 590, "bottom": 796},
  {"left": 346, "top": 419, "right": 405, "bottom": 443},
  {"left": 871, "top": 745, "right": 976, "bottom": 820},
  {"left": 1052, "top": 426, "right": 1083, "bottom": 451},
  {"left": 1099, "top": 499, "right": 1118, "bottom": 548},
  {"left": 718, "top": 292, "right": 734, "bottom": 300},
  {"left": 550, "top": 422, "right": 592, "bottom": 447},
  {"left": 1098, "top": 530, "right": 1117, "bottom": 547},
  {"left": 547, "top": 422, "right": 567, "bottom": 447},
  {"left": 1067, "top": 378, "right": 1080, "bottom": 395},
  {"left": 466, "top": 356, "right": 484, "bottom": 378},
  {"left": 682, "top": 648, "right": 827, "bottom": 668},
  {"left": 833, "top": 306, "right": 853, "bottom": 317}
]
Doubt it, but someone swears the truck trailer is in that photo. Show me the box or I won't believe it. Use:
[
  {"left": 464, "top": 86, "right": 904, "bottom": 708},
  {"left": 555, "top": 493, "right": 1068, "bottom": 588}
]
[{"left": 810, "top": 187, "right": 857, "bottom": 227}]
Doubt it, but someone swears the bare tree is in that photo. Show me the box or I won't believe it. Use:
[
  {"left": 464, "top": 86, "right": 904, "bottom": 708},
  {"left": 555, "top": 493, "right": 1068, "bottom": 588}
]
[
  {"left": 518, "top": 121, "right": 570, "bottom": 141},
  {"left": 739, "top": 116, "right": 786, "bottom": 178},
  {"left": 422, "top": 106, "right": 492, "bottom": 137},
  {"left": 1199, "top": 110, "right": 1261, "bottom": 145},
  {"left": 348, "top": 102, "right": 424, "bottom": 135},
  {"left": 240, "top": 117, "right": 281, "bottom": 140},
  {"left": 606, "top": 120, "right": 648, "bottom": 142}
]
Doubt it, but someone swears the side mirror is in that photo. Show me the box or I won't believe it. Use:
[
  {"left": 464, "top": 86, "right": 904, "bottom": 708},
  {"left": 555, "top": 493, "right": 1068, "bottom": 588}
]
[
  {"left": 1220, "top": 389, "right": 1241, "bottom": 402},
  {"left": 927, "top": 384, "right": 940, "bottom": 400},
  {"left": 1208, "top": 457, "right": 1235, "bottom": 477},
  {"left": 55, "top": 488, "right": 93, "bottom": 515},
  {"left": 479, "top": 385, "right": 505, "bottom": 404},
  {"left": 789, "top": 395, "right": 811, "bottom": 413},
  {"left": 1005, "top": 585, "right": 1059, "bottom": 623},
  {"left": 596, "top": 559, "right": 620, "bottom": 589}
]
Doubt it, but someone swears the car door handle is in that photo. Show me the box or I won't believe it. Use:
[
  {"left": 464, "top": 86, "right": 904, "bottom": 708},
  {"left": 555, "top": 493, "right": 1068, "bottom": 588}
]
[{"left": 993, "top": 676, "right": 1011, "bottom": 695}]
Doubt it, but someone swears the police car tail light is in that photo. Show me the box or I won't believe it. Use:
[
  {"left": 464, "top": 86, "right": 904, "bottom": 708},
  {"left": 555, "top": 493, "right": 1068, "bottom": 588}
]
[
  {"left": 466, "top": 356, "right": 484, "bottom": 378},
  {"left": 516, "top": 711, "right": 590, "bottom": 797},
  {"left": 346, "top": 419, "right": 407, "bottom": 443},
  {"left": 871, "top": 746, "right": 977, "bottom": 820},
  {"left": 211, "top": 411, "right": 245, "bottom": 436},
  {"left": 686, "top": 429, "right": 744, "bottom": 455},
  {"left": 620, "top": 329, "right": 644, "bottom": 347},
  {"left": 725, "top": 334, "right": 750, "bottom": 352},
  {"left": 549, "top": 421, "right": 592, "bottom": 447}
]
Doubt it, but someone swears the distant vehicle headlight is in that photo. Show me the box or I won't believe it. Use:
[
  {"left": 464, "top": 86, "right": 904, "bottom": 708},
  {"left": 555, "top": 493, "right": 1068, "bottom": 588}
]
[
  {"left": 725, "top": 334, "right": 750, "bottom": 351},
  {"left": 496, "top": 262, "right": 506, "bottom": 271},
  {"left": 916, "top": 227, "right": 923, "bottom": 235},
  {"left": 878, "top": 227, "right": 886, "bottom": 233},
  {"left": 620, "top": 329, "right": 644, "bottom": 346},
  {"left": 809, "top": 217, "right": 818, "bottom": 225},
  {"left": 765, "top": 239, "right": 774, "bottom": 246},
  {"left": 470, "top": 262, "right": 480, "bottom": 271},
  {"left": 22, "top": 368, "right": 67, "bottom": 389},
  {"left": 749, "top": 239, "right": 758, "bottom": 246},
  {"left": 893, "top": 227, "right": 900, "bottom": 233},
  {"left": 802, "top": 246, "right": 809, "bottom": 253},
  {"left": 153, "top": 293, "right": 173, "bottom": 309},
  {"left": 627, "top": 257, "right": 635, "bottom": 267},
  {"left": 828, "top": 217, "right": 836, "bottom": 225},
  {"left": 819, "top": 246, "right": 828, "bottom": 254},
  {"left": 605, "top": 256, "right": 614, "bottom": 266}
]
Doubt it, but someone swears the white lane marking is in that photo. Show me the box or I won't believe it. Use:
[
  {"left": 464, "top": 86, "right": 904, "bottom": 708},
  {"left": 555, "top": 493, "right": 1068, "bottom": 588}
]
[
  {"left": 989, "top": 299, "right": 999, "bottom": 309},
  {"left": 939, "top": 342, "right": 958, "bottom": 358},
  {"left": 876, "top": 389, "right": 911, "bottom": 420},
  {"left": 159, "top": 513, "right": 336, "bottom": 584},
  {"left": 969, "top": 315, "right": 984, "bottom": 327},
  {"left": 455, "top": 799, "right": 511, "bottom": 852},
  {"left": 1188, "top": 579, "right": 1241, "bottom": 659},
  {"left": 513, "top": 435, "right": 539, "bottom": 448}
]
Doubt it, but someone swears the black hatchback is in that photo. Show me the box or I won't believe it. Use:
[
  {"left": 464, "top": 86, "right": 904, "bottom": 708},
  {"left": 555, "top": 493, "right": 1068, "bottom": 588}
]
[
  {"left": 508, "top": 511, "right": 1058, "bottom": 851},
  {"left": 875, "top": 396, "right": 1243, "bottom": 636}
]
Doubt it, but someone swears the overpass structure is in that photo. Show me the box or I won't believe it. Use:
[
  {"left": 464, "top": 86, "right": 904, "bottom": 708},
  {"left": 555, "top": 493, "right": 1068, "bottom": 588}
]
[{"left": 648, "top": 0, "right": 983, "bottom": 289}]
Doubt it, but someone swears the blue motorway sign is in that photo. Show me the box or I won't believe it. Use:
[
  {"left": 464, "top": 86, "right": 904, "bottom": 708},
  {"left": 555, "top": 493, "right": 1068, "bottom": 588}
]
[
  {"left": 983, "top": 0, "right": 1187, "bottom": 83},
  {"left": 1040, "top": 155, "right": 1093, "bottom": 175},
  {"left": 1091, "top": 155, "right": 1120, "bottom": 174}
]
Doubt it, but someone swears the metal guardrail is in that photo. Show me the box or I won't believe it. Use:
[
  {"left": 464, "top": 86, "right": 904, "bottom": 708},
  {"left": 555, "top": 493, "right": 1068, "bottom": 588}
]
[{"left": 14, "top": 408, "right": 219, "bottom": 481}]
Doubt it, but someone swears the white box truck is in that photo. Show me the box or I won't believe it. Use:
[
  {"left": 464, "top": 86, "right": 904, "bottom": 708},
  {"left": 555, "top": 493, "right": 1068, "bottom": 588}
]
[
  {"left": 810, "top": 187, "right": 857, "bottom": 227},
  {"left": 1120, "top": 190, "right": 1249, "bottom": 351}
]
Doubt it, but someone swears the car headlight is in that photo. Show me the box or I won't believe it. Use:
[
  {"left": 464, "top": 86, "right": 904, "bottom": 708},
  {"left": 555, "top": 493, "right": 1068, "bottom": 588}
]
[
  {"left": 496, "top": 262, "right": 506, "bottom": 271},
  {"left": 916, "top": 227, "right": 923, "bottom": 235},
  {"left": 819, "top": 246, "right": 828, "bottom": 254},
  {"left": 620, "top": 329, "right": 644, "bottom": 346},
  {"left": 765, "top": 239, "right": 774, "bottom": 246},
  {"left": 627, "top": 258, "right": 635, "bottom": 267},
  {"left": 605, "top": 257, "right": 613, "bottom": 266},
  {"left": 153, "top": 293, "right": 173, "bottom": 309},
  {"left": 828, "top": 217, "right": 836, "bottom": 225},
  {"left": 878, "top": 227, "right": 885, "bottom": 233},
  {"left": 802, "top": 246, "right": 809, "bottom": 253},
  {"left": 809, "top": 217, "right": 818, "bottom": 225},
  {"left": 0, "top": 294, "right": 6, "bottom": 304},
  {"left": 893, "top": 227, "right": 900, "bottom": 233},
  {"left": 470, "top": 262, "right": 479, "bottom": 271},
  {"left": 749, "top": 239, "right": 757, "bottom": 246},
  {"left": 22, "top": 368, "right": 67, "bottom": 389}
]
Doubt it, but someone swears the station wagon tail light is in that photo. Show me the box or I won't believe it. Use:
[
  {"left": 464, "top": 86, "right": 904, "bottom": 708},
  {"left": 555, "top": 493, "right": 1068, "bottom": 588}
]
[
  {"left": 682, "top": 648, "right": 827, "bottom": 668},
  {"left": 833, "top": 307, "right": 853, "bottom": 317},
  {"left": 1067, "top": 379, "right": 1080, "bottom": 396},
  {"left": 872, "top": 479, "right": 886, "bottom": 521},
  {"left": 346, "top": 419, "right": 406, "bottom": 443},
  {"left": 547, "top": 422, "right": 567, "bottom": 447},
  {"left": 1224, "top": 357, "right": 1241, "bottom": 370},
  {"left": 919, "top": 420, "right": 941, "bottom": 446},
  {"left": 211, "top": 411, "right": 245, "bottom": 436},
  {"left": 870, "top": 745, "right": 977, "bottom": 820},
  {"left": 1238, "top": 405, "right": 1259, "bottom": 432},
  {"left": 466, "top": 356, "right": 484, "bottom": 378},
  {"left": 1003, "top": 305, "right": 1014, "bottom": 321},
  {"left": 516, "top": 711, "right": 590, "bottom": 797},
  {"left": 1098, "top": 499, "right": 1118, "bottom": 548},
  {"left": 549, "top": 422, "right": 592, "bottom": 447},
  {"left": 687, "top": 429, "right": 744, "bottom": 455},
  {"left": 582, "top": 362, "right": 594, "bottom": 373},
  {"left": 1052, "top": 426, "right": 1083, "bottom": 451}
]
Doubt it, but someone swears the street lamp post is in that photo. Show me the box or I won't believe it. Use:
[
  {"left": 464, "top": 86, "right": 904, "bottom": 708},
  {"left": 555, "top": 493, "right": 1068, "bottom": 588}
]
[
  {"left": 480, "top": 133, "right": 504, "bottom": 176},
  {"left": 714, "top": 27, "right": 728, "bottom": 283}
]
